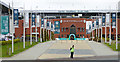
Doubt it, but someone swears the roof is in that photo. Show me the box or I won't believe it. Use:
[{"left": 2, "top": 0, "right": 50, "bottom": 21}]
[{"left": 0, "top": 1, "right": 12, "bottom": 9}]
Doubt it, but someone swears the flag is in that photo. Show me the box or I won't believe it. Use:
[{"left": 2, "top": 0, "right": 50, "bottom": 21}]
[
  {"left": 54, "top": 21, "right": 60, "bottom": 34},
  {"left": 102, "top": 16, "right": 105, "bottom": 26},
  {"left": 36, "top": 15, "right": 40, "bottom": 27},
  {"left": 106, "top": 14, "right": 110, "bottom": 27},
  {"left": 41, "top": 18, "right": 44, "bottom": 28},
  {"left": 13, "top": 9, "right": 19, "bottom": 27},
  {"left": 32, "top": 13, "right": 35, "bottom": 27},
  {"left": 25, "top": 12, "right": 29, "bottom": 28},
  {"left": 112, "top": 13, "right": 116, "bottom": 28}
]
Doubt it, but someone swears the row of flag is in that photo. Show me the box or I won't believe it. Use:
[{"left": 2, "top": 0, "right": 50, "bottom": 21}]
[{"left": 89, "top": 13, "right": 116, "bottom": 30}]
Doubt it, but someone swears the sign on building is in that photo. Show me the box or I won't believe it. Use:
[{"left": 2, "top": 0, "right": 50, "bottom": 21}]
[
  {"left": 54, "top": 21, "right": 60, "bottom": 34},
  {"left": 13, "top": 9, "right": 19, "bottom": 27},
  {"left": 1, "top": 16, "right": 9, "bottom": 35}
]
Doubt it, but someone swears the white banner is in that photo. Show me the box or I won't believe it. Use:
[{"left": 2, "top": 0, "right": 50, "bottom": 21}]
[
  {"left": 99, "top": 18, "right": 102, "bottom": 28},
  {"left": 106, "top": 14, "right": 110, "bottom": 27},
  {"left": 94, "top": 21, "right": 96, "bottom": 29},
  {"left": 44, "top": 19, "right": 47, "bottom": 28},
  {"left": 36, "top": 15, "right": 40, "bottom": 27},
  {"left": 9, "top": 18, "right": 15, "bottom": 33},
  {"left": 25, "top": 13, "right": 29, "bottom": 28}
]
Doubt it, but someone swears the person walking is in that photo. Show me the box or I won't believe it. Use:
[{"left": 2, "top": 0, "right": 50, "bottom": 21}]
[{"left": 70, "top": 45, "right": 74, "bottom": 58}]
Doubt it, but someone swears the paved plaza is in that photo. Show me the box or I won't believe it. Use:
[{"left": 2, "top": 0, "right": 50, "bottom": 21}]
[{"left": 2, "top": 40, "right": 118, "bottom": 60}]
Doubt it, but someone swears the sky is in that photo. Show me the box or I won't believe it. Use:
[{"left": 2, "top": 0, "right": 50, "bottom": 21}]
[{"left": 1, "top": 0, "right": 120, "bottom": 10}]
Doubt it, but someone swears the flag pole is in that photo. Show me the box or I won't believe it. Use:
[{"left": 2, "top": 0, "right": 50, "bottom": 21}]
[
  {"left": 116, "top": 5, "right": 118, "bottom": 49},
  {"left": 101, "top": 14, "right": 103, "bottom": 43},
  {"left": 43, "top": 10, "right": 44, "bottom": 42},
  {"left": 105, "top": 13, "right": 107, "bottom": 43},
  {"left": 30, "top": 11, "right": 32, "bottom": 45},
  {"left": 23, "top": 3, "right": 25, "bottom": 48},
  {"left": 36, "top": 13, "right": 37, "bottom": 42},
  {"left": 98, "top": 14, "right": 100, "bottom": 40},
  {"left": 40, "top": 12, "right": 42, "bottom": 42},
  {"left": 12, "top": 0, "right": 14, "bottom": 53},
  {"left": 92, "top": 20, "right": 94, "bottom": 41},
  {"left": 109, "top": 8, "right": 111, "bottom": 45}
]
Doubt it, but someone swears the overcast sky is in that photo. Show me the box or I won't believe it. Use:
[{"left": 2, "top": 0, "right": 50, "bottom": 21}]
[{"left": 1, "top": 0, "right": 120, "bottom": 10}]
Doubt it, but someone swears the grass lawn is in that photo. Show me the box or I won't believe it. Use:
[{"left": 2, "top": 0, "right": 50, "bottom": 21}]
[
  {"left": 0, "top": 41, "right": 40, "bottom": 57},
  {"left": 104, "top": 41, "right": 120, "bottom": 51}
]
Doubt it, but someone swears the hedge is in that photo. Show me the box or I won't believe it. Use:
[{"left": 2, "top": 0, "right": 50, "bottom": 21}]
[{"left": 0, "top": 39, "right": 20, "bottom": 45}]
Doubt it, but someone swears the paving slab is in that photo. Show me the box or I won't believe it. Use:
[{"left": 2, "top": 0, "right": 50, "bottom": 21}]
[
  {"left": 38, "top": 40, "right": 95, "bottom": 59},
  {"left": 2, "top": 41, "right": 56, "bottom": 60},
  {"left": 86, "top": 41, "right": 118, "bottom": 56}
]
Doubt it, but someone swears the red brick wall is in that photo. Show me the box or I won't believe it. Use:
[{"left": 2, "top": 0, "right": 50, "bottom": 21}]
[
  {"left": 15, "top": 20, "right": 23, "bottom": 38},
  {"left": 51, "top": 18, "right": 88, "bottom": 38}
]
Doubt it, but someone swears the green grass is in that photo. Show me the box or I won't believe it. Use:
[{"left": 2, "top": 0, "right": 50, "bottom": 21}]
[
  {"left": 104, "top": 41, "right": 120, "bottom": 51},
  {"left": 0, "top": 41, "right": 40, "bottom": 57}
]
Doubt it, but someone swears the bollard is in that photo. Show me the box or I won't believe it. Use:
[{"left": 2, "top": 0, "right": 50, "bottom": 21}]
[{"left": 9, "top": 48, "right": 11, "bottom": 55}]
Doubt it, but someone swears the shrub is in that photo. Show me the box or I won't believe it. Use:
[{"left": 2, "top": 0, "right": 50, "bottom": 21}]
[{"left": 1, "top": 39, "right": 20, "bottom": 45}]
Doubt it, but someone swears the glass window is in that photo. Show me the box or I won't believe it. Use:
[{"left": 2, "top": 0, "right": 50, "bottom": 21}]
[
  {"left": 64, "top": 28, "right": 66, "bottom": 32},
  {"left": 80, "top": 28, "right": 82, "bottom": 32},
  {"left": 33, "top": 28, "right": 35, "bottom": 32},
  {"left": 62, "top": 28, "right": 63, "bottom": 32},
  {"left": 80, "top": 35, "right": 82, "bottom": 38},
  {"left": 64, "top": 35, "right": 66, "bottom": 37},
  {"left": 62, "top": 35, "right": 63, "bottom": 37},
  {"left": 83, "top": 28, "right": 84, "bottom": 32},
  {"left": 77, "top": 28, "right": 79, "bottom": 32},
  {"left": 83, "top": 35, "right": 84, "bottom": 38}
]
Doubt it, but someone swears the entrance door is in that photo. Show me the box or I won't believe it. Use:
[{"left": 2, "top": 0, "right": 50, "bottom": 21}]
[
  {"left": 70, "top": 35, "right": 74, "bottom": 40},
  {"left": 70, "top": 24, "right": 76, "bottom": 35}
]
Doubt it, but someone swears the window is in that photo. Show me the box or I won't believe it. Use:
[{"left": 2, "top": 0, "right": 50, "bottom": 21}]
[
  {"left": 77, "top": 34, "right": 79, "bottom": 38},
  {"left": 80, "top": 35, "right": 82, "bottom": 38},
  {"left": 67, "top": 27, "right": 69, "bottom": 32},
  {"left": 62, "top": 35, "right": 63, "bottom": 37},
  {"left": 64, "top": 35, "right": 66, "bottom": 37},
  {"left": 62, "top": 28, "right": 63, "bottom": 32},
  {"left": 33, "top": 28, "right": 35, "bottom": 32},
  {"left": 83, "top": 35, "right": 84, "bottom": 38},
  {"left": 83, "top": 28, "right": 84, "bottom": 32},
  {"left": 67, "top": 35, "right": 69, "bottom": 38},
  {"left": 112, "top": 28, "right": 113, "bottom": 32},
  {"left": 64, "top": 28, "right": 66, "bottom": 32},
  {"left": 80, "top": 28, "right": 82, "bottom": 32},
  {"left": 59, "top": 35, "right": 60, "bottom": 38}
]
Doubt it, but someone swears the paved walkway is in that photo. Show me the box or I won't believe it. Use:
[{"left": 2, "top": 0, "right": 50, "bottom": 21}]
[
  {"left": 2, "top": 40, "right": 57, "bottom": 60},
  {"left": 86, "top": 41, "right": 118, "bottom": 56},
  {"left": 38, "top": 40, "right": 95, "bottom": 59},
  {"left": 2, "top": 40, "right": 118, "bottom": 60}
]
